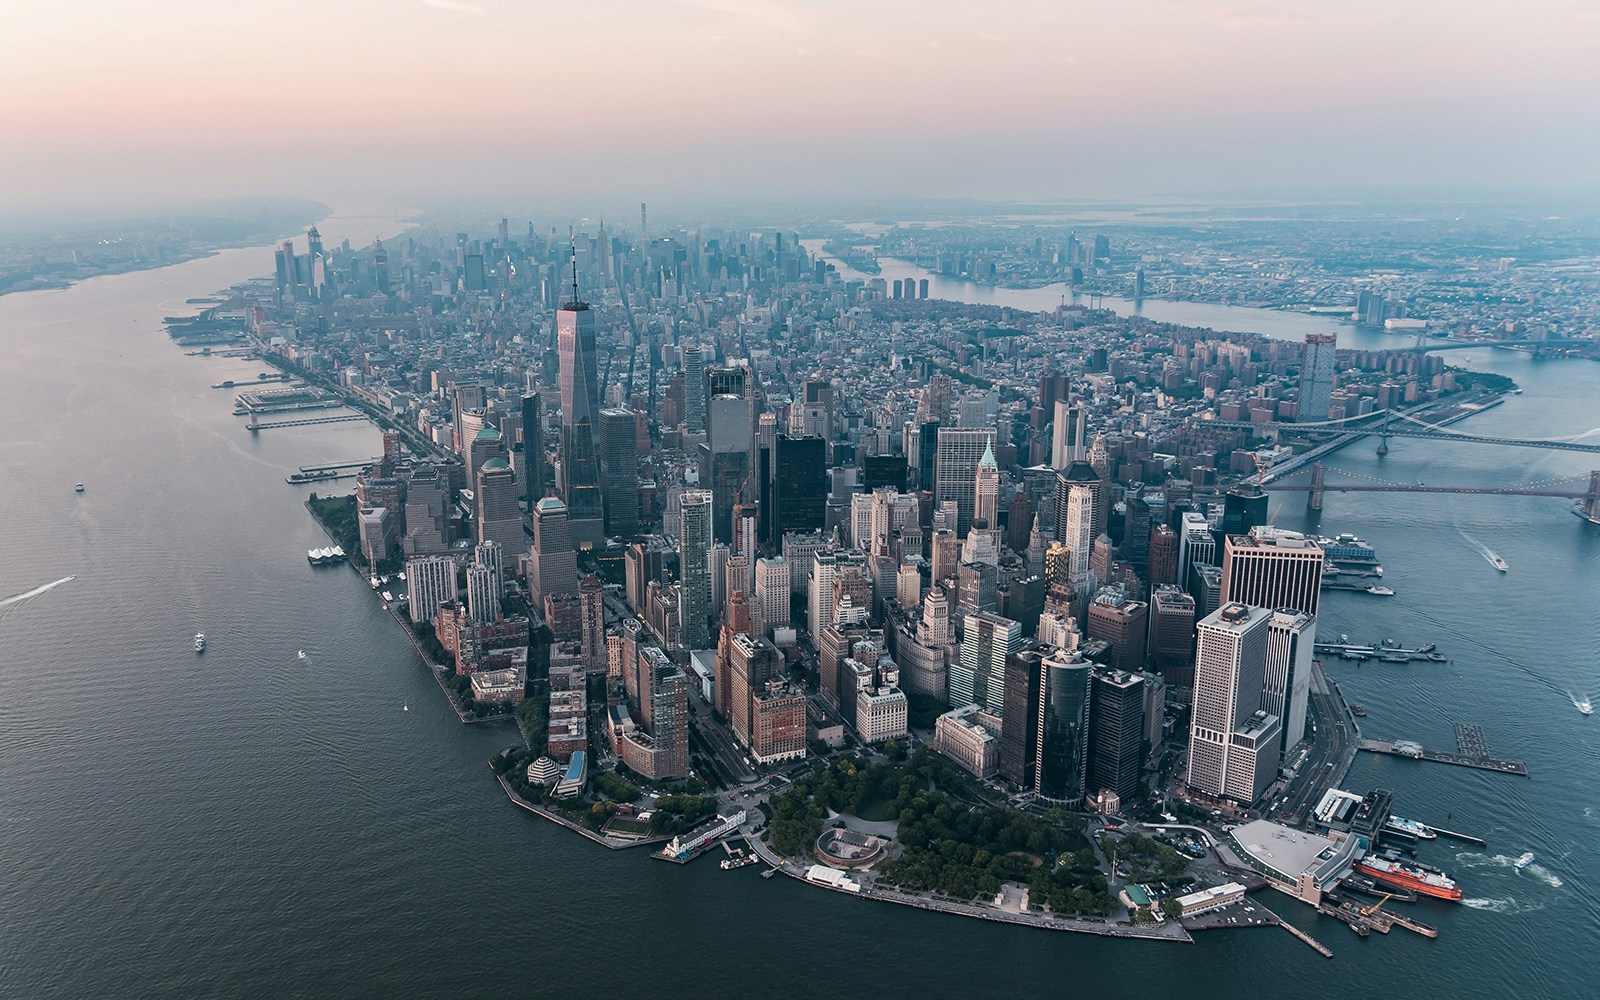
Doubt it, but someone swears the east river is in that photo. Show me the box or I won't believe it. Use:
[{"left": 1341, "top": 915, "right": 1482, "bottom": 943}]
[{"left": 1, "top": 224, "right": 1596, "bottom": 998}]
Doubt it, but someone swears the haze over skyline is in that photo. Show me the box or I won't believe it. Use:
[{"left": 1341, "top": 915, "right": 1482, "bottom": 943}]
[{"left": 5, "top": 0, "right": 1599, "bottom": 215}]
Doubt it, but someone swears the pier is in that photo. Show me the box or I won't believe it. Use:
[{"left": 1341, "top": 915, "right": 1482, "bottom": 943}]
[
  {"left": 1277, "top": 918, "right": 1334, "bottom": 958},
  {"left": 247, "top": 413, "right": 368, "bottom": 432},
  {"left": 1357, "top": 739, "right": 1528, "bottom": 776}
]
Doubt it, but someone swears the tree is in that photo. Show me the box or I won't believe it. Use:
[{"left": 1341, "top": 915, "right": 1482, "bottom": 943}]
[{"left": 1163, "top": 897, "right": 1183, "bottom": 919}]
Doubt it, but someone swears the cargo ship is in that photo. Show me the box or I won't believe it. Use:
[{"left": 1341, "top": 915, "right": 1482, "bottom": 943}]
[{"left": 1354, "top": 856, "right": 1463, "bottom": 901}]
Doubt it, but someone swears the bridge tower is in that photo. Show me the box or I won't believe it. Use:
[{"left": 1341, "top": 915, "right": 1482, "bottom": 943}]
[
  {"left": 1376, "top": 411, "right": 1390, "bottom": 456},
  {"left": 1308, "top": 463, "right": 1326, "bottom": 512},
  {"left": 248, "top": 411, "right": 260, "bottom": 434},
  {"left": 1581, "top": 471, "right": 1600, "bottom": 524}
]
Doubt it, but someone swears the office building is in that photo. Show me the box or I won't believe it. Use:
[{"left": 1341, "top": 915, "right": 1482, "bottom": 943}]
[
  {"left": 1055, "top": 461, "right": 1101, "bottom": 596},
  {"left": 999, "top": 643, "right": 1048, "bottom": 788},
  {"left": 973, "top": 442, "right": 999, "bottom": 531},
  {"left": 1148, "top": 524, "right": 1178, "bottom": 587},
  {"left": 1086, "top": 588, "right": 1148, "bottom": 673},
  {"left": 598, "top": 407, "right": 639, "bottom": 537},
  {"left": 750, "top": 681, "right": 808, "bottom": 764},
  {"left": 766, "top": 435, "right": 827, "bottom": 546},
  {"left": 529, "top": 496, "right": 578, "bottom": 608},
  {"left": 933, "top": 703, "right": 1000, "bottom": 779},
  {"left": 1187, "top": 603, "right": 1278, "bottom": 805},
  {"left": 1051, "top": 398, "right": 1086, "bottom": 469},
  {"left": 755, "top": 557, "right": 791, "bottom": 636},
  {"left": 1148, "top": 585, "right": 1197, "bottom": 685},
  {"left": 475, "top": 458, "right": 523, "bottom": 556},
  {"left": 1222, "top": 482, "right": 1270, "bottom": 538},
  {"left": 934, "top": 427, "right": 995, "bottom": 536},
  {"left": 1088, "top": 668, "right": 1145, "bottom": 805},
  {"left": 1035, "top": 649, "right": 1093, "bottom": 806},
  {"left": 1221, "top": 527, "right": 1324, "bottom": 617},
  {"left": 953, "top": 611, "right": 1019, "bottom": 713},
  {"left": 1264, "top": 610, "right": 1316, "bottom": 753},
  {"left": 682, "top": 344, "right": 706, "bottom": 434},
  {"left": 677, "top": 490, "right": 714, "bottom": 652},
  {"left": 557, "top": 290, "right": 604, "bottom": 544},
  {"left": 520, "top": 391, "right": 544, "bottom": 505}
]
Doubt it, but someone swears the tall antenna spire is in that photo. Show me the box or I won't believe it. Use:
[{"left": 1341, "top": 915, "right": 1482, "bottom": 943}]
[{"left": 568, "top": 225, "right": 579, "bottom": 306}]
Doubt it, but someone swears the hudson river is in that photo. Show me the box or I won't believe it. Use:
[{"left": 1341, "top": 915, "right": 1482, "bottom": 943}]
[{"left": 1, "top": 224, "right": 1596, "bottom": 998}]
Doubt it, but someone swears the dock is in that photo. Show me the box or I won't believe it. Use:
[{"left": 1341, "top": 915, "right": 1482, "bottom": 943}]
[
  {"left": 1278, "top": 918, "right": 1334, "bottom": 958},
  {"left": 247, "top": 414, "right": 368, "bottom": 431},
  {"left": 1357, "top": 739, "right": 1528, "bottom": 776},
  {"left": 1421, "top": 824, "right": 1487, "bottom": 847}
]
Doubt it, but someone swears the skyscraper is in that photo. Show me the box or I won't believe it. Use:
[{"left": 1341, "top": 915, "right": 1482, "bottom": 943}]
[
  {"left": 682, "top": 344, "right": 706, "bottom": 435},
  {"left": 466, "top": 564, "right": 499, "bottom": 624},
  {"left": 598, "top": 407, "right": 639, "bottom": 537},
  {"left": 1222, "top": 482, "right": 1270, "bottom": 538},
  {"left": 677, "top": 490, "right": 714, "bottom": 652},
  {"left": 1055, "top": 461, "right": 1100, "bottom": 597},
  {"left": 1148, "top": 585, "right": 1197, "bottom": 685},
  {"left": 1000, "top": 643, "right": 1048, "bottom": 788},
  {"left": 953, "top": 611, "right": 1018, "bottom": 713},
  {"left": 1187, "top": 603, "right": 1280, "bottom": 805},
  {"left": 1088, "top": 667, "right": 1145, "bottom": 806},
  {"left": 406, "top": 555, "right": 456, "bottom": 624},
  {"left": 579, "top": 574, "right": 606, "bottom": 671},
  {"left": 475, "top": 458, "right": 523, "bottom": 555},
  {"left": 1220, "top": 527, "right": 1324, "bottom": 617},
  {"left": 1051, "top": 398, "right": 1087, "bottom": 469},
  {"left": 529, "top": 496, "right": 578, "bottom": 608},
  {"left": 520, "top": 391, "right": 544, "bottom": 504},
  {"left": 1035, "top": 649, "right": 1092, "bottom": 805},
  {"left": 1298, "top": 333, "right": 1337, "bottom": 422},
  {"left": 557, "top": 285, "right": 604, "bottom": 545},
  {"left": 701, "top": 366, "right": 753, "bottom": 542},
  {"left": 935, "top": 427, "right": 995, "bottom": 536},
  {"left": 1264, "top": 610, "right": 1316, "bottom": 754},
  {"left": 973, "top": 441, "right": 999, "bottom": 531},
  {"left": 768, "top": 435, "right": 827, "bottom": 546},
  {"left": 755, "top": 557, "right": 790, "bottom": 636}
]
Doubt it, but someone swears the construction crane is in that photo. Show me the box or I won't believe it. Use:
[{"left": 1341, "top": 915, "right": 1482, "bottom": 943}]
[{"left": 1359, "top": 892, "right": 1395, "bottom": 917}]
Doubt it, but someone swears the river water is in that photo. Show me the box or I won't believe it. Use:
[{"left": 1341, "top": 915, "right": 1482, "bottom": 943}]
[{"left": 1, "top": 222, "right": 1595, "bottom": 998}]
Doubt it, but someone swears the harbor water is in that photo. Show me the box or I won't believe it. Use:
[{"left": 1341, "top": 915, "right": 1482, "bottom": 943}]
[{"left": 1, "top": 223, "right": 1596, "bottom": 998}]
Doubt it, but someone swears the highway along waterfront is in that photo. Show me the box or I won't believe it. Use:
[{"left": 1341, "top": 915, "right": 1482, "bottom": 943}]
[{"left": 0, "top": 222, "right": 1595, "bottom": 999}]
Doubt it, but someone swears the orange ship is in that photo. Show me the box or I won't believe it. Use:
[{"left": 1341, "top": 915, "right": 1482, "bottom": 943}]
[{"left": 1354, "top": 857, "right": 1463, "bottom": 901}]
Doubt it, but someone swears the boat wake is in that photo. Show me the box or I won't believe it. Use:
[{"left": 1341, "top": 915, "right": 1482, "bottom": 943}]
[
  {"left": 0, "top": 575, "right": 75, "bottom": 610},
  {"left": 1456, "top": 529, "right": 1508, "bottom": 572},
  {"left": 1456, "top": 852, "right": 1563, "bottom": 888},
  {"left": 1462, "top": 896, "right": 1545, "bottom": 915}
]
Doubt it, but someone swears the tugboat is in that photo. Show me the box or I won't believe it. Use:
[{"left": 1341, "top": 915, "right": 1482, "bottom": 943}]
[
  {"left": 194, "top": 632, "right": 207, "bottom": 653},
  {"left": 1351, "top": 704, "right": 1368, "bottom": 717}
]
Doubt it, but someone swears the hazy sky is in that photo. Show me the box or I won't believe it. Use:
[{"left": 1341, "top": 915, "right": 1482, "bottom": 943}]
[{"left": 4, "top": 0, "right": 1599, "bottom": 214}]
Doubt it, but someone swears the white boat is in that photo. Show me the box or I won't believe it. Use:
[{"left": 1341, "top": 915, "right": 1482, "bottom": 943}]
[
  {"left": 1579, "top": 698, "right": 1593, "bottom": 717},
  {"left": 1367, "top": 585, "right": 1395, "bottom": 596},
  {"left": 297, "top": 650, "right": 307, "bottom": 660},
  {"left": 1514, "top": 852, "right": 1536, "bottom": 870},
  {"left": 403, "top": 702, "right": 409, "bottom": 712},
  {"left": 1492, "top": 556, "right": 1509, "bottom": 572},
  {"left": 74, "top": 483, "right": 85, "bottom": 493},
  {"left": 194, "top": 632, "right": 207, "bottom": 653}
]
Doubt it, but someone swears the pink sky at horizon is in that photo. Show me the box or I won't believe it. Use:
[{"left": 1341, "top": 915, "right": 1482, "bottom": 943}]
[{"left": 3, "top": 0, "right": 1598, "bottom": 211}]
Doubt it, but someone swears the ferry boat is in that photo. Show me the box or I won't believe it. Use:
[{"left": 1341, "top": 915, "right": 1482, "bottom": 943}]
[
  {"left": 1366, "top": 585, "right": 1395, "bottom": 596},
  {"left": 1354, "top": 856, "right": 1463, "bottom": 901},
  {"left": 1514, "top": 852, "right": 1536, "bottom": 870},
  {"left": 194, "top": 632, "right": 207, "bottom": 653},
  {"left": 1385, "top": 816, "right": 1437, "bottom": 840}
]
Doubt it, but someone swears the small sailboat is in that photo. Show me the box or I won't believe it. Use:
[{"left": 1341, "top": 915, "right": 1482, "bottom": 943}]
[{"left": 402, "top": 702, "right": 410, "bottom": 713}]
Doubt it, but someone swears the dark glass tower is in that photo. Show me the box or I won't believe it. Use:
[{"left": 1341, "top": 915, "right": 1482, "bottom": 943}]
[
  {"left": 768, "top": 435, "right": 826, "bottom": 546},
  {"left": 557, "top": 295, "right": 604, "bottom": 544},
  {"left": 1035, "top": 651, "right": 1091, "bottom": 806}
]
